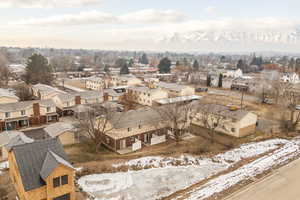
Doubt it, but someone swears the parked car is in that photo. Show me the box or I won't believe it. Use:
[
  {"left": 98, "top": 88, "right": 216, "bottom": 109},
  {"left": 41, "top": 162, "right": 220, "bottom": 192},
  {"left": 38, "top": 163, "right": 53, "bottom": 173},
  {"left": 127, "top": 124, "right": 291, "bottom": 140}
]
[
  {"left": 196, "top": 88, "right": 208, "bottom": 92},
  {"left": 262, "top": 98, "right": 274, "bottom": 105}
]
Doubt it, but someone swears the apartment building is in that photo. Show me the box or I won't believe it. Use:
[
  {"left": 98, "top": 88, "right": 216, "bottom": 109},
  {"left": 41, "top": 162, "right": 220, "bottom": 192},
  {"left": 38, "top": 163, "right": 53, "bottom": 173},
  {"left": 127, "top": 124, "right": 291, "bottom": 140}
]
[
  {"left": 8, "top": 138, "right": 75, "bottom": 200},
  {"left": 127, "top": 86, "right": 168, "bottom": 106},
  {"left": 0, "top": 99, "right": 58, "bottom": 131},
  {"left": 31, "top": 84, "right": 65, "bottom": 100}
]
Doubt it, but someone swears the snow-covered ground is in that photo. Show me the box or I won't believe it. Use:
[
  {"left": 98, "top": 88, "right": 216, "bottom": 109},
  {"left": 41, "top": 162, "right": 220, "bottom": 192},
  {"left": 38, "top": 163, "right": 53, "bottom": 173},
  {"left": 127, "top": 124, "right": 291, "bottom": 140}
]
[
  {"left": 182, "top": 139, "right": 300, "bottom": 200},
  {"left": 78, "top": 139, "right": 290, "bottom": 200},
  {"left": 0, "top": 161, "right": 8, "bottom": 174}
]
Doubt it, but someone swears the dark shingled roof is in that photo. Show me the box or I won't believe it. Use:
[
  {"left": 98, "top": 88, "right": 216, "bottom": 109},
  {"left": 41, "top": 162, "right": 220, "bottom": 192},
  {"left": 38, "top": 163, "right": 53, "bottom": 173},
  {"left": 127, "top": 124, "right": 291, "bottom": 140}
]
[{"left": 11, "top": 138, "right": 72, "bottom": 192}]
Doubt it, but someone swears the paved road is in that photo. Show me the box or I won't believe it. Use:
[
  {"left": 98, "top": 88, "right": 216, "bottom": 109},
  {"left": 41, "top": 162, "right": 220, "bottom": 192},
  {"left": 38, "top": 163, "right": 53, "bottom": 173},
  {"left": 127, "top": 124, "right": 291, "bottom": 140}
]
[{"left": 226, "top": 158, "right": 300, "bottom": 200}]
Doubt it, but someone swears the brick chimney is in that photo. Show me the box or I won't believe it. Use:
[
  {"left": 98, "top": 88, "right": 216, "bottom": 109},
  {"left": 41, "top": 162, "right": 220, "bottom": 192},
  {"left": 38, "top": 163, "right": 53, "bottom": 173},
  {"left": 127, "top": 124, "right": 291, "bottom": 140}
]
[
  {"left": 75, "top": 95, "right": 81, "bottom": 105},
  {"left": 33, "top": 103, "right": 40, "bottom": 116}
]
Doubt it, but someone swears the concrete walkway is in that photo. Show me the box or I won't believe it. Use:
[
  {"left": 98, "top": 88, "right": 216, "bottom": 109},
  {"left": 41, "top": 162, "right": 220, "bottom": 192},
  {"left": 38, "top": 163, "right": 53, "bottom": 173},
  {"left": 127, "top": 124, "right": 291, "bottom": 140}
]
[{"left": 226, "top": 158, "right": 300, "bottom": 200}]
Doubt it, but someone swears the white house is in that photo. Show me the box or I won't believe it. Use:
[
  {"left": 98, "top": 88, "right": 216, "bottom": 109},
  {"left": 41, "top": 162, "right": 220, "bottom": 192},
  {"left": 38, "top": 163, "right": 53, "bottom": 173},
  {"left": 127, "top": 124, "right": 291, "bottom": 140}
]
[
  {"left": 154, "top": 82, "right": 195, "bottom": 97},
  {"left": 85, "top": 77, "right": 105, "bottom": 91},
  {"left": 224, "top": 69, "right": 243, "bottom": 78}
]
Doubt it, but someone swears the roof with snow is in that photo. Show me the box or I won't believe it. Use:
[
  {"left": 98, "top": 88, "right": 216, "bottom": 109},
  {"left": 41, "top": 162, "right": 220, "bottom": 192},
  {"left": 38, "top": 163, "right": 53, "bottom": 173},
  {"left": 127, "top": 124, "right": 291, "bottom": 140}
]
[
  {"left": 0, "top": 88, "right": 19, "bottom": 100},
  {"left": 155, "top": 95, "right": 202, "bottom": 105},
  {"left": 44, "top": 122, "right": 74, "bottom": 138}
]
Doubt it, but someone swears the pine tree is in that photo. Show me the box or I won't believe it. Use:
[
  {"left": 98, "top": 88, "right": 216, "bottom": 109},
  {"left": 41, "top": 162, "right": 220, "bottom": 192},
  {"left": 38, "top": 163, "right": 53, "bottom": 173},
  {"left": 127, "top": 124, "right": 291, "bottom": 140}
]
[
  {"left": 192, "top": 60, "right": 199, "bottom": 71},
  {"left": 120, "top": 63, "right": 130, "bottom": 75},
  {"left": 158, "top": 57, "right": 171, "bottom": 73},
  {"left": 207, "top": 75, "right": 211, "bottom": 87},
  {"left": 218, "top": 74, "right": 223, "bottom": 88},
  {"left": 104, "top": 65, "right": 110, "bottom": 73},
  {"left": 183, "top": 57, "right": 188, "bottom": 67},
  {"left": 140, "top": 53, "right": 149, "bottom": 65},
  {"left": 24, "top": 54, "right": 53, "bottom": 85}
]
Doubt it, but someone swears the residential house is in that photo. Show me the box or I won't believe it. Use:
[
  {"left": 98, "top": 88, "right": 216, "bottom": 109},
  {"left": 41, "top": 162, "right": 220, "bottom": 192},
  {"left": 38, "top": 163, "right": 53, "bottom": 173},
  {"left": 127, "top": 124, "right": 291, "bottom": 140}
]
[
  {"left": 8, "top": 138, "right": 75, "bottom": 200},
  {"left": 101, "top": 108, "right": 168, "bottom": 154},
  {"left": 0, "top": 88, "right": 19, "bottom": 104},
  {"left": 103, "top": 88, "right": 125, "bottom": 102},
  {"left": 224, "top": 69, "right": 243, "bottom": 78},
  {"left": 76, "top": 91, "right": 103, "bottom": 105},
  {"left": 0, "top": 99, "right": 58, "bottom": 131},
  {"left": 53, "top": 94, "right": 77, "bottom": 116},
  {"left": 110, "top": 74, "right": 142, "bottom": 87},
  {"left": 127, "top": 86, "right": 168, "bottom": 106},
  {"left": 190, "top": 103, "right": 257, "bottom": 137},
  {"left": 31, "top": 84, "right": 65, "bottom": 100},
  {"left": 85, "top": 77, "right": 105, "bottom": 91},
  {"left": 44, "top": 122, "right": 76, "bottom": 146},
  {"left": 154, "top": 82, "right": 195, "bottom": 97}
]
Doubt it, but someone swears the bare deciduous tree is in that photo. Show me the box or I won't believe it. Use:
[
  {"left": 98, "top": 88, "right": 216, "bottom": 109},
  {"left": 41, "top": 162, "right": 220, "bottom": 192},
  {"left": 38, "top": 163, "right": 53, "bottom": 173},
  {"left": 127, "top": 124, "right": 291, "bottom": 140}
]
[
  {"left": 76, "top": 104, "right": 122, "bottom": 152},
  {"left": 0, "top": 52, "right": 11, "bottom": 87},
  {"left": 154, "top": 102, "right": 192, "bottom": 142}
]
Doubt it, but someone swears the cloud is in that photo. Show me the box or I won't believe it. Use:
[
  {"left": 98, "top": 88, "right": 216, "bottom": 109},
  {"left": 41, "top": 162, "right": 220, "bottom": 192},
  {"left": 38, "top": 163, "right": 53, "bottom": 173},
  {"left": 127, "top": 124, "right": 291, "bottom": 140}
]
[
  {"left": 13, "top": 9, "right": 188, "bottom": 26},
  {"left": 0, "top": 0, "right": 102, "bottom": 8},
  {"left": 205, "top": 6, "right": 216, "bottom": 13}
]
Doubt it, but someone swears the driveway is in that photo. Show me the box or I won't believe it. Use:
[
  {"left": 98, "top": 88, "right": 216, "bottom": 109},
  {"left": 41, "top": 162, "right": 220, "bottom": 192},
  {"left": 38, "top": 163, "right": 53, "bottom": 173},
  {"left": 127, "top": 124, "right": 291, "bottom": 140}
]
[{"left": 226, "top": 158, "right": 300, "bottom": 200}]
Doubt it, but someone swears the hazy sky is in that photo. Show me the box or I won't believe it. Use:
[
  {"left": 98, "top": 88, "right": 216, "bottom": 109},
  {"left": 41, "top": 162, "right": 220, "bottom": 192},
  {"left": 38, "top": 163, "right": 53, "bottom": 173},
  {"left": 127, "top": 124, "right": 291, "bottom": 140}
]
[{"left": 0, "top": 0, "right": 299, "bottom": 51}]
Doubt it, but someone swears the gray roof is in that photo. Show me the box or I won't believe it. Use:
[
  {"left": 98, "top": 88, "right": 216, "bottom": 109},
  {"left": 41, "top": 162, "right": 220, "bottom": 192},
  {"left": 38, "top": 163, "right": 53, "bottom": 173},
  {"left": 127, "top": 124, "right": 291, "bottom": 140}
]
[
  {"left": 104, "top": 88, "right": 124, "bottom": 97},
  {"left": 32, "top": 84, "right": 64, "bottom": 96},
  {"left": 76, "top": 91, "right": 103, "bottom": 100},
  {"left": 128, "top": 86, "right": 162, "bottom": 94},
  {"left": 0, "top": 99, "right": 55, "bottom": 112},
  {"left": 44, "top": 122, "right": 74, "bottom": 138},
  {"left": 56, "top": 93, "right": 75, "bottom": 103},
  {"left": 5, "top": 134, "right": 34, "bottom": 151},
  {"left": 110, "top": 107, "right": 162, "bottom": 129},
  {"left": 155, "top": 82, "right": 188, "bottom": 92},
  {"left": 40, "top": 151, "right": 74, "bottom": 180},
  {"left": 11, "top": 138, "right": 72, "bottom": 191}
]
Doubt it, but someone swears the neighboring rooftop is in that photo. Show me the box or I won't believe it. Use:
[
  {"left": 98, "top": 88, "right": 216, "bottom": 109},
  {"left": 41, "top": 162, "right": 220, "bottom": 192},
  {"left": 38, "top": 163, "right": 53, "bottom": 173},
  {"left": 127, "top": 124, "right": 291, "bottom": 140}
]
[
  {"left": 44, "top": 122, "right": 74, "bottom": 138},
  {"left": 155, "top": 82, "right": 188, "bottom": 92},
  {"left": 0, "top": 99, "right": 56, "bottom": 113},
  {"left": 0, "top": 88, "right": 19, "bottom": 101}
]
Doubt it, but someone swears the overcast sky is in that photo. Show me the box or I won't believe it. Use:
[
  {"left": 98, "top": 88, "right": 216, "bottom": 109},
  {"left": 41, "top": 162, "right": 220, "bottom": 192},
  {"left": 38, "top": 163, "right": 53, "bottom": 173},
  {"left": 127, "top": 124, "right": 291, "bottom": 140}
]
[{"left": 0, "top": 0, "right": 299, "bottom": 51}]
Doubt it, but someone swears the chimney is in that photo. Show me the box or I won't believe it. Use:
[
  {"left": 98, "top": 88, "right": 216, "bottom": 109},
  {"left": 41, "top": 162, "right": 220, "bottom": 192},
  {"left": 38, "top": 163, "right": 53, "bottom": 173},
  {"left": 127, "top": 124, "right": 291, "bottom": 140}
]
[
  {"left": 33, "top": 103, "right": 40, "bottom": 116},
  {"left": 75, "top": 96, "right": 81, "bottom": 105}
]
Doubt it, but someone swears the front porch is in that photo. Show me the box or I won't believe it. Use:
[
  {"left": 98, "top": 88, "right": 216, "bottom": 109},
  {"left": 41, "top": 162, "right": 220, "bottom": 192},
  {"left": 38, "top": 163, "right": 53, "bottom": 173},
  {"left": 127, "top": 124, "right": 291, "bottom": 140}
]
[{"left": 1, "top": 117, "right": 30, "bottom": 131}]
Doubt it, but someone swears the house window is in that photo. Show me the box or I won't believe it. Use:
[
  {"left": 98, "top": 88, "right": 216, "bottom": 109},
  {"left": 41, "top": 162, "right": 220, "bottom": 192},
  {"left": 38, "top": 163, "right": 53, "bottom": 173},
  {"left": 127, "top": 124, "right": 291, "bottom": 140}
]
[
  {"left": 5, "top": 112, "right": 10, "bottom": 118},
  {"left": 21, "top": 110, "right": 26, "bottom": 116},
  {"left": 47, "top": 107, "right": 51, "bottom": 112},
  {"left": 231, "top": 128, "right": 236, "bottom": 132},
  {"left": 53, "top": 175, "right": 68, "bottom": 188},
  {"left": 138, "top": 125, "right": 141, "bottom": 129},
  {"left": 61, "top": 175, "right": 68, "bottom": 185},
  {"left": 53, "top": 193, "right": 70, "bottom": 200},
  {"left": 128, "top": 127, "right": 131, "bottom": 132},
  {"left": 53, "top": 177, "right": 60, "bottom": 188}
]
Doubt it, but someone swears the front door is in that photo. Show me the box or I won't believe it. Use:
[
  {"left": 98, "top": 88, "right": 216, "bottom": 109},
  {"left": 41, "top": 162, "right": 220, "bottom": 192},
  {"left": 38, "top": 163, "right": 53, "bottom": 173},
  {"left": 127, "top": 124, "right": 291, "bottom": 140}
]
[{"left": 120, "top": 139, "right": 126, "bottom": 149}]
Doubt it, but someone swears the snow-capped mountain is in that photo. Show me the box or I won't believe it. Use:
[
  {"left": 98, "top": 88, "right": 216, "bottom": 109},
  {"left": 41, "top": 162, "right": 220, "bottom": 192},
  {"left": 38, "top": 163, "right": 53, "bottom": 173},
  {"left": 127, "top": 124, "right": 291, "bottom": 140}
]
[{"left": 158, "top": 28, "right": 300, "bottom": 52}]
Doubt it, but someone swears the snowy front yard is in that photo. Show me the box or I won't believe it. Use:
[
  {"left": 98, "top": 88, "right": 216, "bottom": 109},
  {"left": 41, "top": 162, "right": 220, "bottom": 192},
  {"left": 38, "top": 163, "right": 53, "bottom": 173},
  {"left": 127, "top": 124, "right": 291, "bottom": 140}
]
[{"left": 78, "top": 139, "right": 295, "bottom": 200}]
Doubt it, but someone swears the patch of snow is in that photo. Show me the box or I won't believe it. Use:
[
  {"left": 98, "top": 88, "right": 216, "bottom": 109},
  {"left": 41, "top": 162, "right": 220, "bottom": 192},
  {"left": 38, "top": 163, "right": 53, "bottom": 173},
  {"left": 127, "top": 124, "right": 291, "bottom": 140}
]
[
  {"left": 79, "top": 139, "right": 289, "bottom": 200},
  {"left": 0, "top": 161, "right": 9, "bottom": 174},
  {"left": 184, "top": 139, "right": 300, "bottom": 200}
]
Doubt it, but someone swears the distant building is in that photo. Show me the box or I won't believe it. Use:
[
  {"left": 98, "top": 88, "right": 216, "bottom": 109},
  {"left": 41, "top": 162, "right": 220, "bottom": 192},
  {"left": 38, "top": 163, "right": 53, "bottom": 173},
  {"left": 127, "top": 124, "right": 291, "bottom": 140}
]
[
  {"left": 85, "top": 77, "right": 105, "bottom": 91},
  {"left": 31, "top": 84, "right": 65, "bottom": 100},
  {"left": 8, "top": 138, "right": 75, "bottom": 200},
  {"left": 111, "top": 74, "right": 142, "bottom": 87},
  {"left": 0, "top": 99, "right": 58, "bottom": 131},
  {"left": 127, "top": 86, "right": 168, "bottom": 106}
]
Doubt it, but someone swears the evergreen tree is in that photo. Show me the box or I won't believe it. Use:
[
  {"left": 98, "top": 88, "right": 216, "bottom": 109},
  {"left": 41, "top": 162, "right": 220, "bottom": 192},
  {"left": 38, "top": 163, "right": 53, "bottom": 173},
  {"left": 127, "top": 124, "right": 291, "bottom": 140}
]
[
  {"left": 296, "top": 58, "right": 300, "bottom": 72},
  {"left": 128, "top": 58, "right": 134, "bottom": 68},
  {"left": 183, "top": 57, "right": 188, "bottom": 67},
  {"left": 104, "top": 65, "right": 110, "bottom": 73},
  {"left": 289, "top": 58, "right": 295, "bottom": 70},
  {"left": 158, "top": 57, "right": 171, "bottom": 73},
  {"left": 176, "top": 60, "right": 181, "bottom": 67},
  {"left": 140, "top": 53, "right": 149, "bottom": 65},
  {"left": 192, "top": 60, "right": 200, "bottom": 71},
  {"left": 206, "top": 75, "right": 211, "bottom": 87},
  {"left": 24, "top": 54, "right": 53, "bottom": 85},
  {"left": 218, "top": 74, "right": 223, "bottom": 88},
  {"left": 220, "top": 56, "right": 226, "bottom": 63},
  {"left": 120, "top": 63, "right": 130, "bottom": 75}
]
